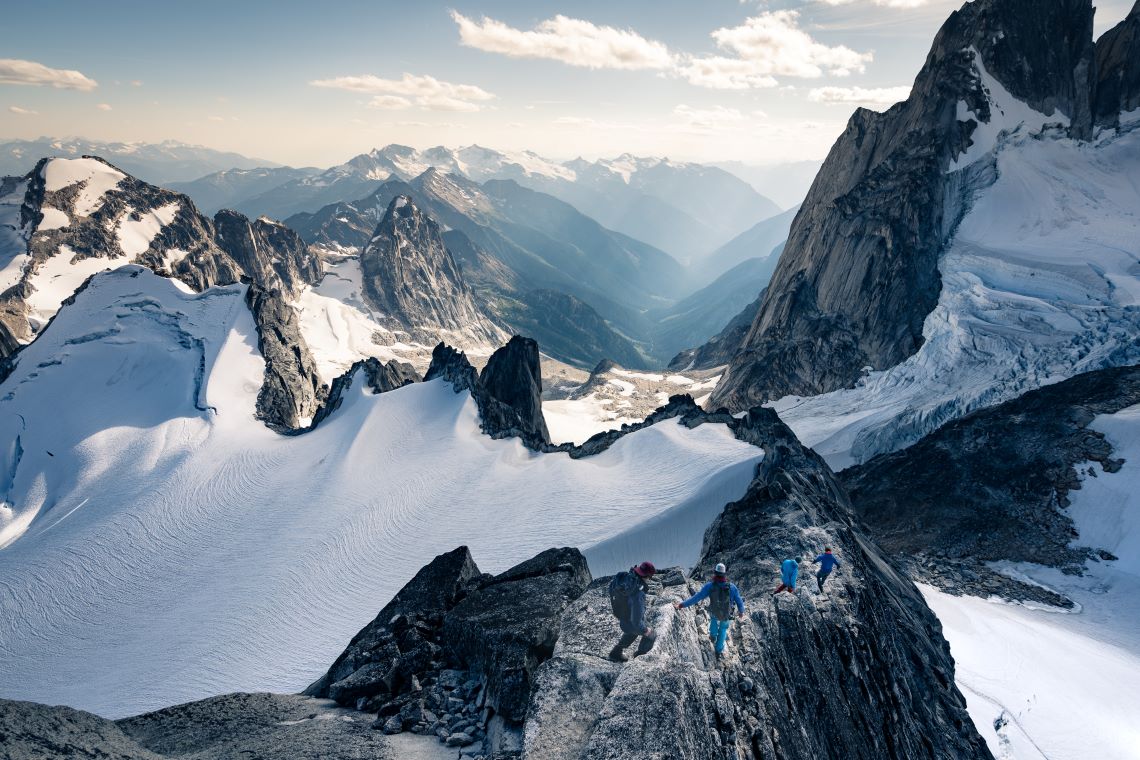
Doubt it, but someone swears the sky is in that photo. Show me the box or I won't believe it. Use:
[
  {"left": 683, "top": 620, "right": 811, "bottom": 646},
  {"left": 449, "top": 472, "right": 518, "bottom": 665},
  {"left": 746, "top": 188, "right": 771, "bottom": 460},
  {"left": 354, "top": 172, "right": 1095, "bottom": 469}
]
[{"left": 1, "top": 0, "right": 1134, "bottom": 168}]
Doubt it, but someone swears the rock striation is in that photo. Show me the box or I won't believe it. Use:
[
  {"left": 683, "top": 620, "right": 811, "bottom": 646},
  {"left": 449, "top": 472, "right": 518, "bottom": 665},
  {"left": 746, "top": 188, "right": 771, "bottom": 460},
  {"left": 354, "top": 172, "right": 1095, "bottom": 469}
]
[
  {"left": 711, "top": 0, "right": 1113, "bottom": 410},
  {"left": 841, "top": 364, "right": 1140, "bottom": 597}
]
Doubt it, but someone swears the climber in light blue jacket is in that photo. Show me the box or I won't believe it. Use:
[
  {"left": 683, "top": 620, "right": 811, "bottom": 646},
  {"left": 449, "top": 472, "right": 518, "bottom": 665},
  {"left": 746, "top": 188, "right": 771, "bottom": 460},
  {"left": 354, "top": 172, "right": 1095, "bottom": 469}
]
[{"left": 773, "top": 558, "right": 799, "bottom": 595}]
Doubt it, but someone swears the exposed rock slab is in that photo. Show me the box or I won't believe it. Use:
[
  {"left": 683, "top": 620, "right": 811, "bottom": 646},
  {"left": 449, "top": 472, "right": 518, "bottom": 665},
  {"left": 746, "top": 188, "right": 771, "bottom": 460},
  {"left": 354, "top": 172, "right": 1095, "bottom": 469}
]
[{"left": 841, "top": 365, "right": 1140, "bottom": 593}]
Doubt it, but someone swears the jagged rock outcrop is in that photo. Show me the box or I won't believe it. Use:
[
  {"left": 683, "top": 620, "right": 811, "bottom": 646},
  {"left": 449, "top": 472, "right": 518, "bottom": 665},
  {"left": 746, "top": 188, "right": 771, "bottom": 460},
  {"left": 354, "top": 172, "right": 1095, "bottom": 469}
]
[
  {"left": 476, "top": 335, "right": 550, "bottom": 446},
  {"left": 426, "top": 339, "right": 551, "bottom": 448},
  {"left": 841, "top": 365, "right": 1140, "bottom": 591},
  {"left": 309, "top": 545, "right": 590, "bottom": 756},
  {"left": 244, "top": 286, "right": 327, "bottom": 433},
  {"left": 424, "top": 342, "right": 480, "bottom": 392},
  {"left": 712, "top": 0, "right": 1100, "bottom": 409},
  {"left": 523, "top": 407, "right": 991, "bottom": 760},
  {"left": 361, "top": 195, "right": 502, "bottom": 344},
  {"left": 1094, "top": 0, "right": 1140, "bottom": 126},
  {"left": 0, "top": 156, "right": 322, "bottom": 352},
  {"left": 309, "top": 357, "right": 422, "bottom": 429},
  {"left": 443, "top": 548, "right": 591, "bottom": 723}
]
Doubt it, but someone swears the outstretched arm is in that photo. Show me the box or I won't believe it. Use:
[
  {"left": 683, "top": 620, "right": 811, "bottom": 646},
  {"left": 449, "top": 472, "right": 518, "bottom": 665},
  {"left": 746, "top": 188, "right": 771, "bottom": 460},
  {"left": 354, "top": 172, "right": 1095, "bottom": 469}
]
[{"left": 676, "top": 582, "right": 713, "bottom": 609}]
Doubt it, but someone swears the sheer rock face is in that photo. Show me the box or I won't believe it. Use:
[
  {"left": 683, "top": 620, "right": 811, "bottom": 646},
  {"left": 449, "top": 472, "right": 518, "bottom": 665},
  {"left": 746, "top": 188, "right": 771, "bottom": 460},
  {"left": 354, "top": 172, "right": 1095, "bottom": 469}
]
[
  {"left": 1095, "top": 0, "right": 1140, "bottom": 126},
  {"left": 841, "top": 364, "right": 1140, "bottom": 571},
  {"left": 244, "top": 286, "right": 326, "bottom": 433},
  {"left": 0, "top": 156, "right": 320, "bottom": 351},
  {"left": 525, "top": 407, "right": 991, "bottom": 760},
  {"left": 360, "top": 195, "right": 501, "bottom": 345},
  {"left": 711, "top": 0, "right": 1099, "bottom": 410},
  {"left": 211, "top": 210, "right": 321, "bottom": 299}
]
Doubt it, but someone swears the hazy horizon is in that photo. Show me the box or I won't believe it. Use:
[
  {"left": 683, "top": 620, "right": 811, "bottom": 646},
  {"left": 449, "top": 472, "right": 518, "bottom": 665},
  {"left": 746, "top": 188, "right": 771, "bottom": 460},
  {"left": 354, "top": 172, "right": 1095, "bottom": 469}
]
[{"left": 2, "top": 1, "right": 1135, "bottom": 168}]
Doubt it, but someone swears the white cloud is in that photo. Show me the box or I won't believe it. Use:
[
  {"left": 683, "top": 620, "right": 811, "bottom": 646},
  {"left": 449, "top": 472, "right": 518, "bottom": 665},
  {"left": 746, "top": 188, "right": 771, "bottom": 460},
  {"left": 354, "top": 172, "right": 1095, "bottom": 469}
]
[
  {"left": 451, "top": 12, "right": 673, "bottom": 71},
  {"left": 96, "top": 103, "right": 112, "bottom": 111},
  {"left": 207, "top": 115, "right": 225, "bottom": 122},
  {"left": 8, "top": 105, "right": 37, "bottom": 115},
  {"left": 675, "top": 56, "right": 778, "bottom": 90},
  {"left": 808, "top": 85, "right": 911, "bottom": 107},
  {"left": 820, "top": 0, "right": 930, "bottom": 7},
  {"left": 451, "top": 11, "right": 872, "bottom": 91},
  {"left": 130, "top": 80, "right": 143, "bottom": 87},
  {"left": 672, "top": 104, "right": 747, "bottom": 129},
  {"left": 311, "top": 72, "right": 495, "bottom": 111},
  {"left": 709, "top": 11, "right": 873, "bottom": 78},
  {"left": 368, "top": 95, "right": 412, "bottom": 110},
  {"left": 0, "top": 59, "right": 98, "bottom": 91}
]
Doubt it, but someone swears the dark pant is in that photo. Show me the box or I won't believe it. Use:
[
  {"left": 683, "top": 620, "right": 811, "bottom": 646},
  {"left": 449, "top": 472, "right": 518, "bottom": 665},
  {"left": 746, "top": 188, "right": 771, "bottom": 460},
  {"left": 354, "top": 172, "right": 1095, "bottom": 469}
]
[
  {"left": 615, "top": 631, "right": 656, "bottom": 655},
  {"left": 816, "top": 570, "right": 832, "bottom": 592}
]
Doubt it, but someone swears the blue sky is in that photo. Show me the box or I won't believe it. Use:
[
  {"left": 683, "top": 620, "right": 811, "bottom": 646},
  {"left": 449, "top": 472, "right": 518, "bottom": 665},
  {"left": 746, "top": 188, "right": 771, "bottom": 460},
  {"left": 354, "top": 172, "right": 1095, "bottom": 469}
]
[{"left": 1, "top": 0, "right": 1134, "bottom": 166}]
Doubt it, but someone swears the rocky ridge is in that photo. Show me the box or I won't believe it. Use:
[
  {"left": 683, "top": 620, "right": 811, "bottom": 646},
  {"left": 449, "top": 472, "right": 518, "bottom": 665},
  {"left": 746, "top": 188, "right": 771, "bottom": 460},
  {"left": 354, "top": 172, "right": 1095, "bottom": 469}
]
[
  {"left": 303, "top": 383, "right": 990, "bottom": 758},
  {"left": 0, "top": 156, "right": 320, "bottom": 353}
]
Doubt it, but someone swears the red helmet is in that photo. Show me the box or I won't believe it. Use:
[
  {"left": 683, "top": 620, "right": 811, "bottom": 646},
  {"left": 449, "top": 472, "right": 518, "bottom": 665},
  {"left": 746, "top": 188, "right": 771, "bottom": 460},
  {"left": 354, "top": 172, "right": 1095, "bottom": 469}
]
[{"left": 634, "top": 561, "right": 657, "bottom": 577}]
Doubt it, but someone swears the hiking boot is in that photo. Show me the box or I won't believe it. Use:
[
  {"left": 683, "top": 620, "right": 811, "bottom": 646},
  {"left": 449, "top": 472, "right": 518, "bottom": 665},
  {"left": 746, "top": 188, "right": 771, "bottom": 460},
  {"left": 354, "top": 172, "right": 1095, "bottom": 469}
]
[{"left": 608, "top": 646, "right": 629, "bottom": 663}]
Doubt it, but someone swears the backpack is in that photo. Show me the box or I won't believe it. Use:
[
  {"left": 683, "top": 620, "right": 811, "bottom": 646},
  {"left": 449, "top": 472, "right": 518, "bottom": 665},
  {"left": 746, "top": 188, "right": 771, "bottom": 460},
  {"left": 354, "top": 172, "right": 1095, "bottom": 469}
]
[
  {"left": 608, "top": 571, "right": 640, "bottom": 620},
  {"left": 709, "top": 582, "right": 732, "bottom": 620}
]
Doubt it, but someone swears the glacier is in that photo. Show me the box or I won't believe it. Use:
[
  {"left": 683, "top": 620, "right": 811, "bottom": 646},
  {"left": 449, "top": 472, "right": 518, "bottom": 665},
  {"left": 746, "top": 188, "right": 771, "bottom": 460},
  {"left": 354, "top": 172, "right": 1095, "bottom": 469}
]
[
  {"left": 0, "top": 266, "right": 761, "bottom": 718},
  {"left": 774, "top": 120, "right": 1140, "bottom": 470}
]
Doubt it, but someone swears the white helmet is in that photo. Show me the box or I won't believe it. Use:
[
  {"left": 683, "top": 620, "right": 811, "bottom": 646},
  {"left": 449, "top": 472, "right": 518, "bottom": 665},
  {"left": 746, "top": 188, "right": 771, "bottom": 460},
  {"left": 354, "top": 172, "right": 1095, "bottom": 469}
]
[{"left": 714, "top": 563, "right": 727, "bottom": 574}]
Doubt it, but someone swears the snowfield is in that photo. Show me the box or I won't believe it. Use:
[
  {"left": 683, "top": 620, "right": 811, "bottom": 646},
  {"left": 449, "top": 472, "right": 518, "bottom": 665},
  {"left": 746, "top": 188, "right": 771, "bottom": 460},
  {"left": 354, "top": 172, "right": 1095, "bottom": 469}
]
[
  {"left": 775, "top": 120, "right": 1140, "bottom": 470},
  {"left": 922, "top": 404, "right": 1140, "bottom": 760},
  {"left": 0, "top": 267, "right": 762, "bottom": 718}
]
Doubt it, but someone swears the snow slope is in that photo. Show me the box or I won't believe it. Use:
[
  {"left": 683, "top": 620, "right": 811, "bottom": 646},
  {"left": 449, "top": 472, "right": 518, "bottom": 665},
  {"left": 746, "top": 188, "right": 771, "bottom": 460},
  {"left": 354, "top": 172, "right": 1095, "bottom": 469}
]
[
  {"left": 774, "top": 121, "right": 1140, "bottom": 469},
  {"left": 0, "top": 266, "right": 761, "bottom": 718},
  {"left": 291, "top": 251, "right": 497, "bottom": 381},
  {"left": 920, "top": 404, "right": 1140, "bottom": 759}
]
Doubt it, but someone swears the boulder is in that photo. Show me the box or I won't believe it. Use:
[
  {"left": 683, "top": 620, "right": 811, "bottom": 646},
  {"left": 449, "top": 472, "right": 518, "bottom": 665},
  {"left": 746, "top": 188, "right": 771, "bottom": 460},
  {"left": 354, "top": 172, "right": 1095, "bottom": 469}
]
[
  {"left": 305, "top": 546, "right": 482, "bottom": 702},
  {"left": 444, "top": 547, "right": 591, "bottom": 723}
]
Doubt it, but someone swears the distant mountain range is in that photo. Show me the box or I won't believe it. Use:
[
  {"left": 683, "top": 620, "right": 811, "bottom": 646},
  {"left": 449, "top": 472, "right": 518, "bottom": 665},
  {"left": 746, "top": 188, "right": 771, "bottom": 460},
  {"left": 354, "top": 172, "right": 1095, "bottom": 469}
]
[
  {"left": 0, "top": 138, "right": 282, "bottom": 185},
  {"left": 171, "top": 144, "right": 783, "bottom": 264}
]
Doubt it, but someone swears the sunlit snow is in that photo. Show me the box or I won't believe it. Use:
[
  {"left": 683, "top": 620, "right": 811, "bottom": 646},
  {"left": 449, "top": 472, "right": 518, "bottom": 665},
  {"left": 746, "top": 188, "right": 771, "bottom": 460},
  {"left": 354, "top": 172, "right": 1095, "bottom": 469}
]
[{"left": 0, "top": 266, "right": 761, "bottom": 718}]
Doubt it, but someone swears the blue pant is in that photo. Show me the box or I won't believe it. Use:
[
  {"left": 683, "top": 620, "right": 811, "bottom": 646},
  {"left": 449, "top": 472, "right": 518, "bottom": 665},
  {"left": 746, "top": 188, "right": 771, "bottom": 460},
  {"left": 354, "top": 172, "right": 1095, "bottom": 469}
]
[{"left": 709, "top": 616, "right": 731, "bottom": 653}]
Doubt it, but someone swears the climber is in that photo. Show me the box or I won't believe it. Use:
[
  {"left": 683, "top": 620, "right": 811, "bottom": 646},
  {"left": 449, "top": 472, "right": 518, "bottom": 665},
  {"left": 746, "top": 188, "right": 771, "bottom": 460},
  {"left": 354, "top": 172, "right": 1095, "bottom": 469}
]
[
  {"left": 773, "top": 557, "right": 799, "bottom": 595},
  {"left": 608, "top": 560, "right": 657, "bottom": 662},
  {"left": 813, "top": 547, "right": 841, "bottom": 593},
  {"left": 673, "top": 562, "right": 745, "bottom": 657}
]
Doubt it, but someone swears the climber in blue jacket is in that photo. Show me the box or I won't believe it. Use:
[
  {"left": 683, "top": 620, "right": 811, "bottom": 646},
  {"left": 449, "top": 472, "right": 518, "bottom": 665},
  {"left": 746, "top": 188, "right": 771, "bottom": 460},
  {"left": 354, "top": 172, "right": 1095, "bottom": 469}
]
[
  {"left": 673, "top": 563, "right": 745, "bottom": 656},
  {"left": 773, "top": 558, "right": 799, "bottom": 595},
  {"left": 813, "top": 547, "right": 841, "bottom": 593}
]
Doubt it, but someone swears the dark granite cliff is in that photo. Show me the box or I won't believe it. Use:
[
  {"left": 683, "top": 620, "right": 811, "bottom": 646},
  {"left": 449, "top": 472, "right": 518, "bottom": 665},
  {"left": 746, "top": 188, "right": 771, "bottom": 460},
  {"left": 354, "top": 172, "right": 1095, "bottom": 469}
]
[{"left": 712, "top": 0, "right": 1105, "bottom": 409}]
